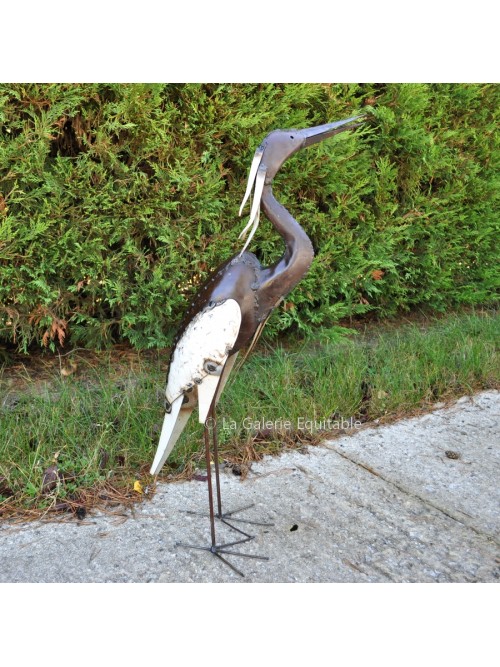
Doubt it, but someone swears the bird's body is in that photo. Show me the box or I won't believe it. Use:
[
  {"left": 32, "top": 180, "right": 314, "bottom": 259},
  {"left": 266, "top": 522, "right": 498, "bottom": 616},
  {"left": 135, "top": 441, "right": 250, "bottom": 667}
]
[
  {"left": 151, "top": 183, "right": 317, "bottom": 473},
  {"left": 150, "top": 116, "right": 363, "bottom": 574}
]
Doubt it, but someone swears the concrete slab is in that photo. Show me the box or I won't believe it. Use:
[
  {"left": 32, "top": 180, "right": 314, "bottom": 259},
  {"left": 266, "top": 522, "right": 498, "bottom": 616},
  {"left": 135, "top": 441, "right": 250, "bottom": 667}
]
[{"left": 0, "top": 391, "right": 498, "bottom": 582}]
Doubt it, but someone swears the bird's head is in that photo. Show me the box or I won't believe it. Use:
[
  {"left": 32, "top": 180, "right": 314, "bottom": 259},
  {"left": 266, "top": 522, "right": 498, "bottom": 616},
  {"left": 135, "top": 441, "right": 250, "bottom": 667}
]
[
  {"left": 238, "top": 115, "right": 363, "bottom": 253},
  {"left": 260, "top": 117, "right": 363, "bottom": 180}
]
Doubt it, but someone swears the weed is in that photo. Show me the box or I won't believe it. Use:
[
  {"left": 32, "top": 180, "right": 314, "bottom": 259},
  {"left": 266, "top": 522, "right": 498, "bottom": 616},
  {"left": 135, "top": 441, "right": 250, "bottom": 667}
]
[{"left": 1, "top": 309, "right": 498, "bottom": 519}]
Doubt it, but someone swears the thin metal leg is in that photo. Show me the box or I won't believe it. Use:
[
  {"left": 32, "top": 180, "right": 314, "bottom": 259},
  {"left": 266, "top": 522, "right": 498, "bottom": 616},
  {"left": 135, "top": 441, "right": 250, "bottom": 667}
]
[
  {"left": 210, "top": 403, "right": 223, "bottom": 517},
  {"left": 204, "top": 420, "right": 217, "bottom": 548},
  {"left": 210, "top": 402, "right": 274, "bottom": 530},
  {"left": 175, "top": 375, "right": 271, "bottom": 577},
  {"left": 176, "top": 374, "right": 273, "bottom": 577}
]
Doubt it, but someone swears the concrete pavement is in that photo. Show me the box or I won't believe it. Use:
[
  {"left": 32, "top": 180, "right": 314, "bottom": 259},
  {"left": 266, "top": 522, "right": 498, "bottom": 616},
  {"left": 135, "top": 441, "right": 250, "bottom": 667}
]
[{"left": 0, "top": 391, "right": 498, "bottom": 582}]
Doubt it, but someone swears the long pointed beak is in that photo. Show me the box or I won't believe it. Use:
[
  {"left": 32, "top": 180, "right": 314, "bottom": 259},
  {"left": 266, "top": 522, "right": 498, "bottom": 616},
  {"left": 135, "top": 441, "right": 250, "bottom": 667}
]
[{"left": 302, "top": 115, "right": 363, "bottom": 147}]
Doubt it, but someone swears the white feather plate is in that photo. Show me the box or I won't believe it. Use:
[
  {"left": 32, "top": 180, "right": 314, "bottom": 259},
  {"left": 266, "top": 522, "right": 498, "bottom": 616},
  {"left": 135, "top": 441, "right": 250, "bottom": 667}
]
[{"left": 165, "top": 298, "right": 242, "bottom": 404}]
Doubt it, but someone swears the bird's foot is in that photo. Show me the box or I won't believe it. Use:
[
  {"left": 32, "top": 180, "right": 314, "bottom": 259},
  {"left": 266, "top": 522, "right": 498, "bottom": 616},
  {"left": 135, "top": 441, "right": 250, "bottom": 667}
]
[
  {"left": 217, "top": 503, "right": 274, "bottom": 527},
  {"left": 175, "top": 537, "right": 269, "bottom": 578},
  {"left": 218, "top": 505, "right": 274, "bottom": 538},
  {"left": 184, "top": 503, "right": 274, "bottom": 538}
]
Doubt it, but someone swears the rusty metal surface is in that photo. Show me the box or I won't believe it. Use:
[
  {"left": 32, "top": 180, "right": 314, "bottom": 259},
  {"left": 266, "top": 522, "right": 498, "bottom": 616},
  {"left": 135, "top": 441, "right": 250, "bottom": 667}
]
[
  {"left": 168, "top": 116, "right": 363, "bottom": 362},
  {"left": 154, "top": 117, "right": 365, "bottom": 560}
]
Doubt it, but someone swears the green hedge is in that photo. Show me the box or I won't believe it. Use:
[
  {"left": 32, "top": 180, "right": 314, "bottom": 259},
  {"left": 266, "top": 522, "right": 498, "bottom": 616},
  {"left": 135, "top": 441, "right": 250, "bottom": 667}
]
[{"left": 0, "top": 83, "right": 498, "bottom": 351}]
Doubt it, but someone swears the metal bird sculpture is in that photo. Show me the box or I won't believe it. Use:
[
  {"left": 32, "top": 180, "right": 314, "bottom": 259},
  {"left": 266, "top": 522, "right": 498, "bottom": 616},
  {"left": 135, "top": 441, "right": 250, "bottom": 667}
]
[{"left": 151, "top": 116, "right": 363, "bottom": 575}]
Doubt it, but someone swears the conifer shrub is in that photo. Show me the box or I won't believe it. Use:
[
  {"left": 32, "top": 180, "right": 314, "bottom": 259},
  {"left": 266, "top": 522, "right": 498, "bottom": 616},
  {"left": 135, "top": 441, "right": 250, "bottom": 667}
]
[{"left": 0, "top": 83, "right": 498, "bottom": 351}]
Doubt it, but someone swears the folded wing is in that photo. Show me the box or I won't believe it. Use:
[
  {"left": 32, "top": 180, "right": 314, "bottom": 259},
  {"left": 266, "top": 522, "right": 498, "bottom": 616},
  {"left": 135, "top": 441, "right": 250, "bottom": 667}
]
[{"left": 150, "top": 299, "right": 242, "bottom": 475}]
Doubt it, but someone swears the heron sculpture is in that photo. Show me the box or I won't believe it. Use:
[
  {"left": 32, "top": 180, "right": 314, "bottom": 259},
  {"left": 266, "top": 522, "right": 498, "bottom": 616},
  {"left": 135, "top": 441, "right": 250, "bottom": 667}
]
[{"left": 151, "top": 115, "right": 363, "bottom": 575}]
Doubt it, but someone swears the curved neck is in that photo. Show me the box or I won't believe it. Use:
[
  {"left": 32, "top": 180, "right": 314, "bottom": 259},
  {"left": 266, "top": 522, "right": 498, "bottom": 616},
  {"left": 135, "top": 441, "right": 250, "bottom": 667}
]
[{"left": 257, "top": 185, "right": 315, "bottom": 305}]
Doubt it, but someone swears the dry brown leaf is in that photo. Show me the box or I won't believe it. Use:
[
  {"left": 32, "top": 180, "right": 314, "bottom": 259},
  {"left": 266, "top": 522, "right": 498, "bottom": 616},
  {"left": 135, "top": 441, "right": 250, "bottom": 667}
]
[{"left": 42, "top": 465, "right": 60, "bottom": 492}]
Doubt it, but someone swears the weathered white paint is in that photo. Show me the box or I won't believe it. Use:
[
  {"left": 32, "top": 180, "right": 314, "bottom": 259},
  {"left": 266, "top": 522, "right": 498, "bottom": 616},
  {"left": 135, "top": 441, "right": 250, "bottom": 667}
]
[
  {"left": 239, "top": 146, "right": 264, "bottom": 216},
  {"left": 150, "top": 394, "right": 185, "bottom": 474},
  {"left": 165, "top": 299, "right": 241, "bottom": 405},
  {"left": 215, "top": 351, "right": 239, "bottom": 403},
  {"left": 197, "top": 373, "right": 222, "bottom": 424},
  {"left": 150, "top": 301, "right": 242, "bottom": 474},
  {"left": 239, "top": 164, "right": 266, "bottom": 255}
]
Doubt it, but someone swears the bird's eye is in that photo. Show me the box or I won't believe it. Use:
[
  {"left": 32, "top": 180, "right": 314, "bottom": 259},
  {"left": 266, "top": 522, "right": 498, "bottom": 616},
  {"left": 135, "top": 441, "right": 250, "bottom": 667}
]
[{"left": 290, "top": 135, "right": 294, "bottom": 139}]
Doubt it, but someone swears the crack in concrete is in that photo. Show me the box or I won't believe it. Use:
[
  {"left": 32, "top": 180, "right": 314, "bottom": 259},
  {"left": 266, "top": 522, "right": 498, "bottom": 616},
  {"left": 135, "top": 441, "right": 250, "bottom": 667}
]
[{"left": 323, "top": 442, "right": 500, "bottom": 547}]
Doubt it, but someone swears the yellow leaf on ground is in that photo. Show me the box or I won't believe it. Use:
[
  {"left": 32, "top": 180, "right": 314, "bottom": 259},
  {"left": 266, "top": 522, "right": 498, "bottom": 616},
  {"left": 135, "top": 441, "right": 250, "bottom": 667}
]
[{"left": 133, "top": 480, "right": 143, "bottom": 494}]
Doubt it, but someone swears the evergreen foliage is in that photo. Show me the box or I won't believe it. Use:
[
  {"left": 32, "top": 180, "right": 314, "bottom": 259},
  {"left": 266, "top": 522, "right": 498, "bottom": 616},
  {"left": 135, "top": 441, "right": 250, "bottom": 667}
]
[{"left": 0, "top": 83, "right": 498, "bottom": 351}]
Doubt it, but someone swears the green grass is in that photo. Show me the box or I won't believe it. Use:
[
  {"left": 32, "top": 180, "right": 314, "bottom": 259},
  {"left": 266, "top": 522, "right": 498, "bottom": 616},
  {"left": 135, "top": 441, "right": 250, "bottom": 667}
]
[{"left": 0, "top": 309, "right": 498, "bottom": 518}]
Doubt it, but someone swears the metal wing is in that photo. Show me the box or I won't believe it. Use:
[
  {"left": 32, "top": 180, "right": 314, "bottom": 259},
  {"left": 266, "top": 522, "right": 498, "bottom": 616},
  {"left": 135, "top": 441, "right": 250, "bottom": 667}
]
[
  {"left": 150, "top": 299, "right": 242, "bottom": 475},
  {"left": 165, "top": 298, "right": 242, "bottom": 407}
]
